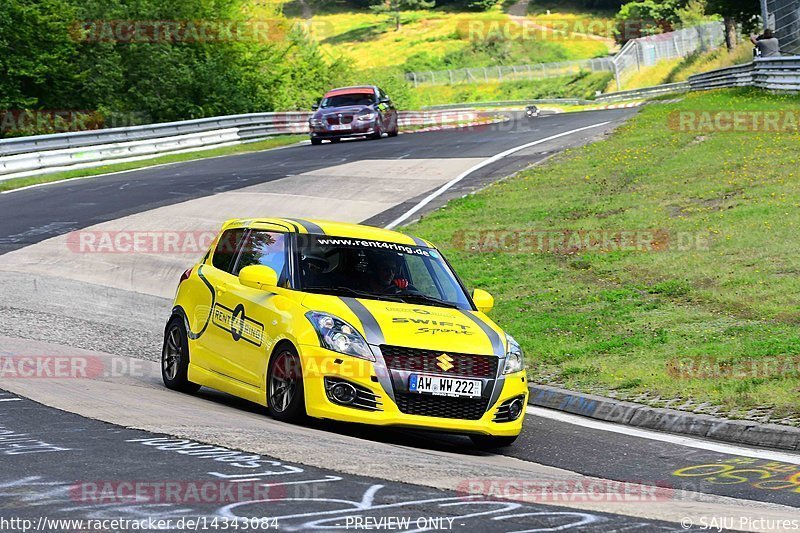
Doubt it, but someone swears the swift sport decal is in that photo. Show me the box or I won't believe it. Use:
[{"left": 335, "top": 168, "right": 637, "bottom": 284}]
[
  {"left": 391, "top": 317, "right": 474, "bottom": 336},
  {"left": 212, "top": 303, "right": 264, "bottom": 347}
]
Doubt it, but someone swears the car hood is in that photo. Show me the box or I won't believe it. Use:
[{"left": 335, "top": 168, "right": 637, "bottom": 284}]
[
  {"left": 301, "top": 293, "right": 507, "bottom": 357},
  {"left": 312, "top": 105, "right": 371, "bottom": 119}
]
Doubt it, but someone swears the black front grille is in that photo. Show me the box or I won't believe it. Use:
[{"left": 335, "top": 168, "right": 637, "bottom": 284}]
[
  {"left": 395, "top": 393, "right": 489, "bottom": 420},
  {"left": 381, "top": 345, "right": 498, "bottom": 378}
]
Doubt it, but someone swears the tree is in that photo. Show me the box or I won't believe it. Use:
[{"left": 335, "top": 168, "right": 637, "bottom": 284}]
[
  {"left": 705, "top": 0, "right": 760, "bottom": 50},
  {"left": 370, "top": 0, "right": 435, "bottom": 31},
  {"left": 613, "top": 0, "right": 690, "bottom": 43}
]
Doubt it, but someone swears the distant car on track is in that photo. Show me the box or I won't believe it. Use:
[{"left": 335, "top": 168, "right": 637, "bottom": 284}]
[
  {"left": 163, "top": 218, "right": 527, "bottom": 448},
  {"left": 525, "top": 105, "right": 540, "bottom": 118},
  {"left": 308, "top": 86, "right": 399, "bottom": 145}
]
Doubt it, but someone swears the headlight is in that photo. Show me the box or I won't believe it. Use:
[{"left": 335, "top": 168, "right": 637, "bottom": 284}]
[
  {"left": 503, "top": 333, "right": 524, "bottom": 374},
  {"left": 357, "top": 111, "right": 377, "bottom": 121},
  {"left": 305, "top": 311, "right": 374, "bottom": 361},
  {"left": 309, "top": 118, "right": 324, "bottom": 127}
]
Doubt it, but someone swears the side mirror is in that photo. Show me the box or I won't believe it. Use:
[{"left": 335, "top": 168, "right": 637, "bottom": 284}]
[
  {"left": 472, "top": 289, "right": 494, "bottom": 314},
  {"left": 380, "top": 98, "right": 391, "bottom": 104},
  {"left": 239, "top": 265, "right": 278, "bottom": 291},
  {"left": 311, "top": 103, "right": 319, "bottom": 111}
]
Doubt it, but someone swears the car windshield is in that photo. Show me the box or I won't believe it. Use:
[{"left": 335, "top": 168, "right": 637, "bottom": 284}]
[
  {"left": 295, "top": 234, "right": 473, "bottom": 310},
  {"left": 320, "top": 93, "right": 375, "bottom": 108}
]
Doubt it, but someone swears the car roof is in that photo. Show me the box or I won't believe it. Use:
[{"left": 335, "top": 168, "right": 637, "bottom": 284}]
[
  {"left": 220, "top": 218, "right": 433, "bottom": 248},
  {"left": 324, "top": 86, "right": 377, "bottom": 98}
]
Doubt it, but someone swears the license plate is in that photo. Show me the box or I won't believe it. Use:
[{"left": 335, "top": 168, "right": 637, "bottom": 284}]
[
  {"left": 330, "top": 124, "right": 350, "bottom": 131},
  {"left": 409, "top": 374, "right": 482, "bottom": 398}
]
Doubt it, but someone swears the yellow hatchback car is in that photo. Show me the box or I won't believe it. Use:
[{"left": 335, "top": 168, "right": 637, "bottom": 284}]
[{"left": 162, "top": 218, "right": 528, "bottom": 447}]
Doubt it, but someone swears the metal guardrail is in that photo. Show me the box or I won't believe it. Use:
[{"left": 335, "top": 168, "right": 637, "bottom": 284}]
[
  {"left": 0, "top": 110, "right": 484, "bottom": 181},
  {"left": 594, "top": 82, "right": 691, "bottom": 102},
  {"left": 688, "top": 57, "right": 800, "bottom": 91},
  {"left": 422, "top": 99, "right": 593, "bottom": 110}
]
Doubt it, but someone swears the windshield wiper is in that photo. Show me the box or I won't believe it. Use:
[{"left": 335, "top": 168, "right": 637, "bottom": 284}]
[
  {"left": 303, "top": 286, "right": 405, "bottom": 303},
  {"left": 395, "top": 293, "right": 461, "bottom": 309}
]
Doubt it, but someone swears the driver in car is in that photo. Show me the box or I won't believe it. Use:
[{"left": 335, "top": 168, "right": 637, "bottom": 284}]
[{"left": 367, "top": 255, "right": 410, "bottom": 293}]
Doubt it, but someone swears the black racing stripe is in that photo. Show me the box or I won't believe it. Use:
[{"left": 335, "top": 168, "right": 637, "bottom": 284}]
[
  {"left": 186, "top": 265, "right": 216, "bottom": 340},
  {"left": 460, "top": 310, "right": 505, "bottom": 356},
  {"left": 284, "top": 218, "right": 325, "bottom": 235},
  {"left": 340, "top": 297, "right": 385, "bottom": 345},
  {"left": 409, "top": 235, "right": 428, "bottom": 247}
]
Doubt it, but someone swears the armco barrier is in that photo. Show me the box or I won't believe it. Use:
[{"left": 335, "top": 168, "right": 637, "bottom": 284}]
[
  {"left": 0, "top": 110, "right": 483, "bottom": 181},
  {"left": 689, "top": 57, "right": 800, "bottom": 91},
  {"left": 594, "top": 82, "right": 691, "bottom": 103}
]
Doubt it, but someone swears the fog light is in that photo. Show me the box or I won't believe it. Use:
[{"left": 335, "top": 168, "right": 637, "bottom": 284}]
[
  {"left": 507, "top": 398, "right": 524, "bottom": 421},
  {"left": 330, "top": 382, "right": 357, "bottom": 405}
]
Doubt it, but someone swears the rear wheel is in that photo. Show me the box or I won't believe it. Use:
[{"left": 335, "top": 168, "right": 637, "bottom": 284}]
[
  {"left": 267, "top": 345, "right": 306, "bottom": 422},
  {"left": 470, "top": 434, "right": 518, "bottom": 449},
  {"left": 330, "top": 138, "right": 341, "bottom": 143},
  {"left": 162, "top": 317, "right": 201, "bottom": 393},
  {"left": 310, "top": 138, "right": 322, "bottom": 145}
]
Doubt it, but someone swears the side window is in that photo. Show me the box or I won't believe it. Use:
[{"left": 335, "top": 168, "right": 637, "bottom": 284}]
[
  {"left": 212, "top": 228, "right": 246, "bottom": 273},
  {"left": 233, "top": 231, "right": 288, "bottom": 283}
]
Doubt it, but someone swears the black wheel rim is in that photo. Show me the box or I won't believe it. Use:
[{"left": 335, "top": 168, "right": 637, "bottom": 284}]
[
  {"left": 163, "top": 326, "right": 181, "bottom": 380},
  {"left": 269, "top": 351, "right": 299, "bottom": 413}
]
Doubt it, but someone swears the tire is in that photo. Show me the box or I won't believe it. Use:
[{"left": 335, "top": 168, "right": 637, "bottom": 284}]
[
  {"left": 470, "top": 434, "right": 518, "bottom": 449},
  {"left": 267, "top": 345, "right": 307, "bottom": 423},
  {"left": 371, "top": 121, "right": 383, "bottom": 140},
  {"left": 388, "top": 127, "right": 399, "bottom": 137},
  {"left": 310, "top": 138, "right": 322, "bottom": 145},
  {"left": 330, "top": 138, "right": 341, "bottom": 143},
  {"left": 162, "top": 317, "right": 201, "bottom": 394}
]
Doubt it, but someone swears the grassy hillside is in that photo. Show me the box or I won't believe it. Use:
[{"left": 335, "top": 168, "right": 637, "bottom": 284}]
[
  {"left": 247, "top": 2, "right": 611, "bottom": 72},
  {"left": 408, "top": 88, "right": 800, "bottom": 422}
]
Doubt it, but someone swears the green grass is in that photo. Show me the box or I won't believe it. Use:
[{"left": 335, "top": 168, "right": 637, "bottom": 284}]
[
  {"left": 0, "top": 136, "right": 303, "bottom": 193},
  {"left": 408, "top": 72, "right": 612, "bottom": 107},
  {"left": 407, "top": 88, "right": 800, "bottom": 417}
]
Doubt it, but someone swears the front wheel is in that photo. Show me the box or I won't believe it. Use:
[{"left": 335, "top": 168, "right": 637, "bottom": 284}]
[
  {"left": 162, "top": 317, "right": 201, "bottom": 394},
  {"left": 267, "top": 346, "right": 306, "bottom": 423},
  {"left": 310, "top": 138, "right": 322, "bottom": 145},
  {"left": 371, "top": 121, "right": 383, "bottom": 140},
  {"left": 470, "top": 434, "right": 518, "bottom": 449}
]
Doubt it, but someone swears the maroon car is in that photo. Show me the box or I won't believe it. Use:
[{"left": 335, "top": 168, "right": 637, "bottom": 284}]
[{"left": 308, "top": 86, "right": 399, "bottom": 145}]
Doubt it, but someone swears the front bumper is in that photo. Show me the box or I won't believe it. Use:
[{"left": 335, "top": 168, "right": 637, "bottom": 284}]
[
  {"left": 298, "top": 345, "right": 527, "bottom": 437},
  {"left": 309, "top": 121, "right": 376, "bottom": 139}
]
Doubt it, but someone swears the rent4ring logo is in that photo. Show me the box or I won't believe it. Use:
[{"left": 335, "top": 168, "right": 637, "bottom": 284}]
[{"left": 212, "top": 303, "right": 265, "bottom": 347}]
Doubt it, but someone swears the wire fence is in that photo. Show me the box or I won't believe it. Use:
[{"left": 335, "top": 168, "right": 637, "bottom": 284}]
[
  {"left": 407, "top": 22, "right": 724, "bottom": 88},
  {"left": 765, "top": 0, "right": 800, "bottom": 55},
  {"left": 610, "top": 22, "right": 725, "bottom": 89}
]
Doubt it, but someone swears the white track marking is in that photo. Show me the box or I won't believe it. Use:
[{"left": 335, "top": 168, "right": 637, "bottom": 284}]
[
  {"left": 0, "top": 398, "right": 22, "bottom": 402},
  {"left": 384, "top": 121, "right": 611, "bottom": 229},
  {"left": 527, "top": 405, "right": 800, "bottom": 464}
]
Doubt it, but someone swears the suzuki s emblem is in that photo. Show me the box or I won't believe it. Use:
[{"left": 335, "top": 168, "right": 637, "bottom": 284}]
[{"left": 436, "top": 354, "right": 454, "bottom": 372}]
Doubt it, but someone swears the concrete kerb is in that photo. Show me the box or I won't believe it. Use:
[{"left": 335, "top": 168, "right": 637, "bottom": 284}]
[{"left": 528, "top": 384, "right": 800, "bottom": 452}]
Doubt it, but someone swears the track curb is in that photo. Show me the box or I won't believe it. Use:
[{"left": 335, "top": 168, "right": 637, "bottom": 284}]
[{"left": 527, "top": 384, "right": 800, "bottom": 452}]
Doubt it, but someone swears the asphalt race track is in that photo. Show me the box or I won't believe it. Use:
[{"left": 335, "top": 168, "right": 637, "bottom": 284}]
[{"left": 1, "top": 110, "right": 798, "bottom": 532}]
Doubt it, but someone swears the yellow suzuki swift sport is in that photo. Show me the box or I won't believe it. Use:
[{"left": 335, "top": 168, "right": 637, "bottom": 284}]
[{"left": 163, "top": 218, "right": 527, "bottom": 447}]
